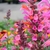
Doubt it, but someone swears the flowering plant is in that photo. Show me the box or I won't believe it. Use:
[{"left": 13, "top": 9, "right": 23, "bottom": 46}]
[
  {"left": 19, "top": 0, "right": 50, "bottom": 50},
  {"left": 0, "top": 0, "right": 50, "bottom": 50}
]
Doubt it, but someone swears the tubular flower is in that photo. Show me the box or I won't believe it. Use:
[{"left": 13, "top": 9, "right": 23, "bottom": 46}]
[
  {"left": 42, "top": 39, "right": 50, "bottom": 47},
  {"left": 1, "top": 0, "right": 50, "bottom": 50}
]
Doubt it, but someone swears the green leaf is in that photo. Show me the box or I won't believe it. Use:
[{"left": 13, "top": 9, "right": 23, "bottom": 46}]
[
  {"left": 27, "top": 38, "right": 31, "bottom": 42},
  {"left": 6, "top": 44, "right": 13, "bottom": 50},
  {"left": 25, "top": 48, "right": 30, "bottom": 50},
  {"left": 16, "top": 45, "right": 20, "bottom": 50},
  {"left": 25, "top": 30, "right": 31, "bottom": 36}
]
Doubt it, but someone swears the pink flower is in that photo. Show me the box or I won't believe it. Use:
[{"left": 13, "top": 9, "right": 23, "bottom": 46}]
[
  {"left": 9, "top": 34, "right": 14, "bottom": 37},
  {"left": 27, "top": 42, "right": 33, "bottom": 48},
  {"left": 34, "top": 14, "right": 38, "bottom": 21},
  {"left": 37, "top": 0, "right": 50, "bottom": 11},
  {"left": 23, "top": 10, "right": 33, "bottom": 16},
  {"left": 13, "top": 40, "right": 19, "bottom": 45},
  {"left": 20, "top": 46, "right": 24, "bottom": 50},
  {"left": 24, "top": 16, "right": 28, "bottom": 20},
  {"left": 24, "top": 34, "right": 27, "bottom": 38},
  {"left": 14, "top": 23, "right": 18, "bottom": 28},
  {"left": 38, "top": 24, "right": 44, "bottom": 32},
  {"left": 42, "top": 39, "right": 50, "bottom": 47},
  {"left": 32, "top": 34, "right": 37, "bottom": 41},
  {"left": 10, "top": 27, "right": 14, "bottom": 31},
  {"left": 15, "top": 35, "right": 20, "bottom": 41},
  {"left": 1, "top": 33, "right": 7, "bottom": 42},
  {"left": 32, "top": 25, "right": 37, "bottom": 31},
  {"left": 47, "top": 29, "right": 50, "bottom": 33},
  {"left": 42, "top": 11, "right": 50, "bottom": 17},
  {"left": 2, "top": 47, "right": 7, "bottom": 50},
  {"left": 11, "top": 46, "right": 16, "bottom": 50},
  {"left": 13, "top": 35, "right": 20, "bottom": 45},
  {"left": 42, "top": 0, "right": 49, "bottom": 6}
]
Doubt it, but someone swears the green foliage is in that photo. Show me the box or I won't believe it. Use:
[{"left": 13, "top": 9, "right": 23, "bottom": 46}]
[
  {"left": 6, "top": 44, "right": 12, "bottom": 50},
  {"left": 44, "top": 47, "right": 50, "bottom": 50},
  {"left": 27, "top": 38, "right": 31, "bottom": 42},
  {"left": 25, "top": 30, "right": 31, "bottom": 42},
  {"left": 16, "top": 45, "right": 20, "bottom": 50},
  {"left": 0, "top": 19, "right": 14, "bottom": 31},
  {"left": 25, "top": 30, "right": 31, "bottom": 36}
]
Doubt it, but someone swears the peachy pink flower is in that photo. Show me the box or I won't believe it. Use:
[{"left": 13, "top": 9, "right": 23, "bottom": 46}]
[
  {"left": 42, "top": 39, "right": 50, "bottom": 47},
  {"left": 14, "top": 23, "right": 18, "bottom": 28},
  {"left": 1, "top": 33, "right": 7, "bottom": 42}
]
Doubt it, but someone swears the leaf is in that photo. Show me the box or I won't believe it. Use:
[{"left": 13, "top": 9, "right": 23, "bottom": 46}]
[
  {"left": 25, "top": 30, "right": 31, "bottom": 36},
  {"left": 25, "top": 48, "right": 30, "bottom": 50},
  {"left": 6, "top": 43, "right": 13, "bottom": 50},
  {"left": 16, "top": 45, "right": 20, "bottom": 50},
  {"left": 27, "top": 38, "right": 31, "bottom": 42}
]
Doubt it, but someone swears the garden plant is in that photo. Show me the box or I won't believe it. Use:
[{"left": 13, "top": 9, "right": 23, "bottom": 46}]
[{"left": 0, "top": 0, "right": 50, "bottom": 50}]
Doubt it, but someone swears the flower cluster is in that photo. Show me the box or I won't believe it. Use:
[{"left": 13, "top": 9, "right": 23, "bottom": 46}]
[
  {"left": 19, "top": 0, "right": 50, "bottom": 50},
  {"left": 0, "top": 0, "right": 50, "bottom": 50}
]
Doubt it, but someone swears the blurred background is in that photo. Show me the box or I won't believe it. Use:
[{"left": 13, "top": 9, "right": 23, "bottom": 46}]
[
  {"left": 0, "top": 0, "right": 41, "bottom": 21},
  {"left": 0, "top": 0, "right": 20, "bottom": 4}
]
